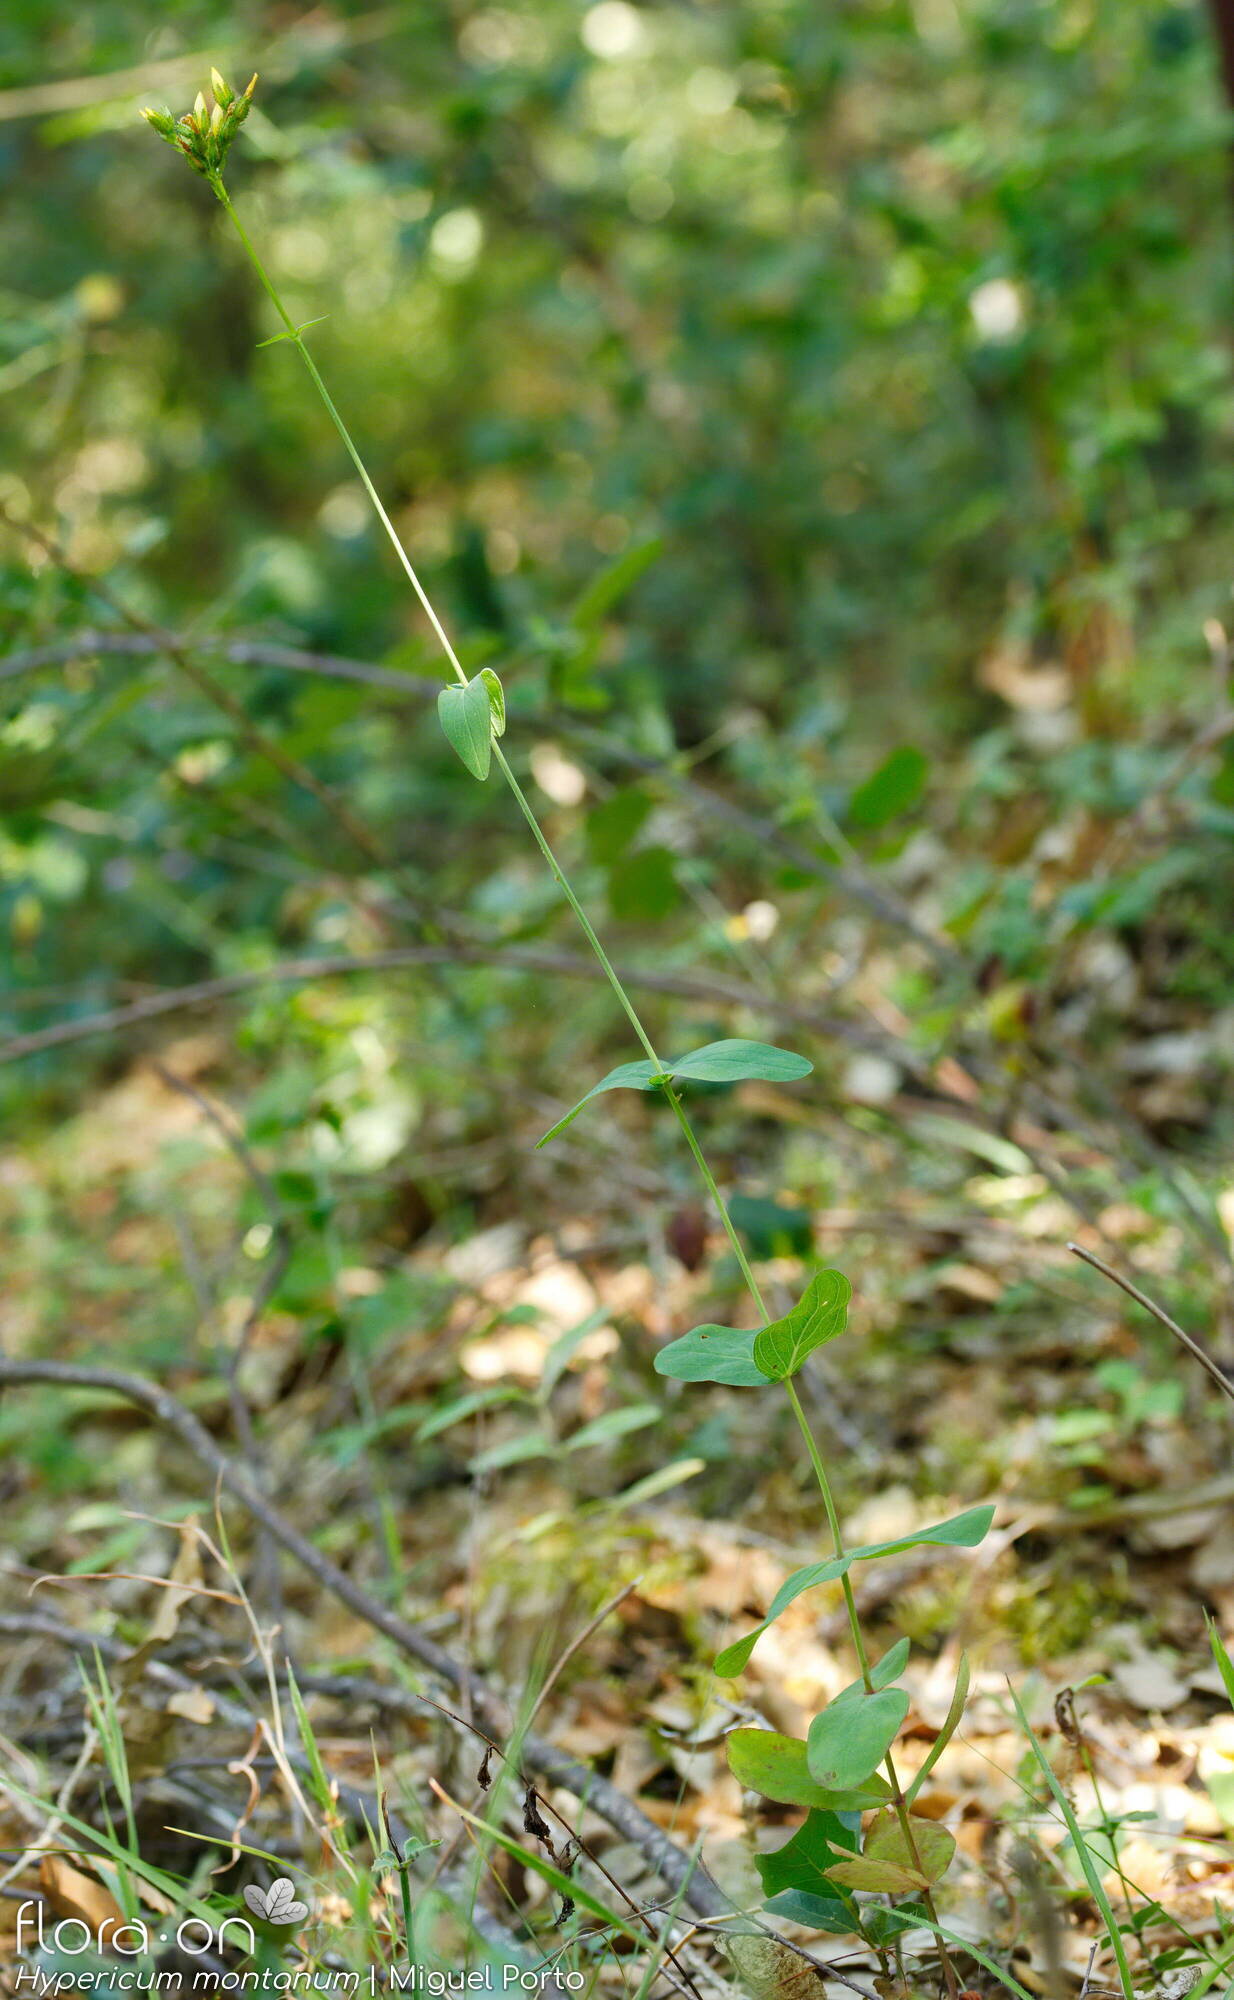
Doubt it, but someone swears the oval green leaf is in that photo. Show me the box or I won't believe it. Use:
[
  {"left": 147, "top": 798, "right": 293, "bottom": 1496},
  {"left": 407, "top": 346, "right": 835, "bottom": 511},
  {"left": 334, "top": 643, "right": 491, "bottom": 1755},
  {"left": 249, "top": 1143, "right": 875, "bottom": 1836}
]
[
  {"left": 727, "top": 1729, "right": 891, "bottom": 1811},
  {"left": 670, "top": 1039, "right": 813, "bottom": 1085},
  {"left": 753, "top": 1268, "right": 852, "bottom": 1381},
  {"left": 763, "top": 1891, "right": 859, "bottom": 1933},
  {"left": 654, "top": 1324, "right": 767, "bottom": 1389},
  {"left": 807, "top": 1687, "right": 910, "bottom": 1791},
  {"left": 847, "top": 745, "right": 929, "bottom": 831}
]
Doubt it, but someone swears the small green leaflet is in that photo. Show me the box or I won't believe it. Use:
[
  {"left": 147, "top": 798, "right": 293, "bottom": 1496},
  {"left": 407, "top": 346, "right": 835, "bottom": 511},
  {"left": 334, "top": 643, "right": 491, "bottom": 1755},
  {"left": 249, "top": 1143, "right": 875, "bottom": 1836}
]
[
  {"left": 828, "top": 1638, "right": 911, "bottom": 1706},
  {"left": 726, "top": 1729, "right": 891, "bottom": 1812},
  {"left": 537, "top": 1039, "right": 811, "bottom": 1147},
  {"left": 437, "top": 669, "right": 506, "bottom": 780},
  {"left": 654, "top": 1324, "right": 766, "bottom": 1388},
  {"left": 256, "top": 315, "right": 329, "bottom": 348},
  {"left": 752, "top": 1269, "right": 851, "bottom": 1381},
  {"left": 714, "top": 1506, "right": 994, "bottom": 1676},
  {"left": 807, "top": 1687, "right": 910, "bottom": 1791}
]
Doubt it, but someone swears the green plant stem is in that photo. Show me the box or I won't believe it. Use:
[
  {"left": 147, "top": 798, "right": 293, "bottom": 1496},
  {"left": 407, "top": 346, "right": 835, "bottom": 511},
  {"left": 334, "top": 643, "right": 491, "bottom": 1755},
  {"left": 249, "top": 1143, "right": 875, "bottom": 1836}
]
[
  {"left": 662, "top": 1082, "right": 765, "bottom": 1315},
  {"left": 493, "top": 744, "right": 660, "bottom": 1068},
  {"left": 209, "top": 175, "right": 471, "bottom": 694}
]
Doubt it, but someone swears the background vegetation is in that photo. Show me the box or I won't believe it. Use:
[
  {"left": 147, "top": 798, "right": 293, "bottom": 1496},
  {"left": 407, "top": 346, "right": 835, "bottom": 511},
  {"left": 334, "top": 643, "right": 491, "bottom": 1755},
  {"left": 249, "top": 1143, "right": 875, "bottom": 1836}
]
[{"left": 6, "top": 0, "right": 1234, "bottom": 1989}]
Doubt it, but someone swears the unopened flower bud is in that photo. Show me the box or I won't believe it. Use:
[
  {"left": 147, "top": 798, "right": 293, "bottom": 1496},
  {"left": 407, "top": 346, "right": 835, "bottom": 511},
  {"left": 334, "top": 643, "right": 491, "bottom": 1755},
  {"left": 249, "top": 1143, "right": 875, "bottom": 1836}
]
[
  {"left": 193, "top": 90, "right": 207, "bottom": 120},
  {"left": 140, "top": 106, "right": 176, "bottom": 136},
  {"left": 210, "top": 67, "right": 234, "bottom": 107}
]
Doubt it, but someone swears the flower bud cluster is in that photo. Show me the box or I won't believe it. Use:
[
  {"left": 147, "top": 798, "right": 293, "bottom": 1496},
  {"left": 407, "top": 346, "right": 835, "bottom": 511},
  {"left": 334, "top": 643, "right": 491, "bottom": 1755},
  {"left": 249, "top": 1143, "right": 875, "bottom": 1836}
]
[{"left": 141, "top": 70, "right": 256, "bottom": 179}]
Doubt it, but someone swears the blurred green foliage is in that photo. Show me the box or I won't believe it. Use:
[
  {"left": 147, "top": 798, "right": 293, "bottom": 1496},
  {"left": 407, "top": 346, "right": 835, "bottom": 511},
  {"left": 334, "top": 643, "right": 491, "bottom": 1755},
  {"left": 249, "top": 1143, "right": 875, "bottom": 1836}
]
[{"left": 4, "top": 0, "right": 1234, "bottom": 1297}]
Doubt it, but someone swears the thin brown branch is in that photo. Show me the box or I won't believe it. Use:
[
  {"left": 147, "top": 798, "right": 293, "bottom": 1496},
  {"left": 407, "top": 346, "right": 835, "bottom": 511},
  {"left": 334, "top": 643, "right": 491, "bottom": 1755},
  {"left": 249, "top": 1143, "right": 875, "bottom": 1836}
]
[
  {"left": 0, "top": 628, "right": 437, "bottom": 696},
  {"left": 0, "top": 941, "right": 882, "bottom": 1068},
  {"left": 1068, "top": 1242, "right": 1234, "bottom": 1406},
  {"left": 0, "top": 1355, "right": 732, "bottom": 1923}
]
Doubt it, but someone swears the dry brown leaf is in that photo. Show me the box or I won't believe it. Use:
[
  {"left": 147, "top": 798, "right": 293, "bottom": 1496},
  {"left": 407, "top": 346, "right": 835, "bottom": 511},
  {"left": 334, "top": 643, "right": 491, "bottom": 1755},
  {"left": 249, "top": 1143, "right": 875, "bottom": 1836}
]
[
  {"left": 165, "top": 1687, "right": 215, "bottom": 1724},
  {"left": 147, "top": 1514, "right": 205, "bottom": 1645},
  {"left": 38, "top": 1853, "right": 124, "bottom": 1932}
]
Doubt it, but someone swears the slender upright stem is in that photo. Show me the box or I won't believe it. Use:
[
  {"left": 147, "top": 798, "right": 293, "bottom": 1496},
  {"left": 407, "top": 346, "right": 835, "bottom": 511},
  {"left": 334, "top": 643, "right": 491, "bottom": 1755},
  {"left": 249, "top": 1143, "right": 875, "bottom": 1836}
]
[
  {"left": 663, "top": 1083, "right": 765, "bottom": 1317},
  {"left": 209, "top": 161, "right": 959, "bottom": 1998},
  {"left": 210, "top": 176, "right": 471, "bottom": 692},
  {"left": 493, "top": 746, "right": 661, "bottom": 1068},
  {"left": 209, "top": 177, "right": 761, "bottom": 1246},
  {"left": 782, "top": 1379, "right": 866, "bottom": 1657}
]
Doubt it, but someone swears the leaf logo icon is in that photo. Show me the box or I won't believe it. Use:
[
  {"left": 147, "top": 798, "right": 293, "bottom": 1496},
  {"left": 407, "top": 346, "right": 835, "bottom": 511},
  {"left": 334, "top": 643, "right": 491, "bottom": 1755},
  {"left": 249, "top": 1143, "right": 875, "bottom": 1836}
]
[{"left": 243, "top": 1877, "right": 310, "bottom": 1926}]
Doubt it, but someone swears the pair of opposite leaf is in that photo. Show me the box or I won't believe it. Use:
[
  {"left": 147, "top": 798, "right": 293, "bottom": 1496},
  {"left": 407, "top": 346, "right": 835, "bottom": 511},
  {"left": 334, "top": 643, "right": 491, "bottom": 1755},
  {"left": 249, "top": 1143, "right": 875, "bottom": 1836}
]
[{"left": 654, "top": 1264, "right": 850, "bottom": 1388}]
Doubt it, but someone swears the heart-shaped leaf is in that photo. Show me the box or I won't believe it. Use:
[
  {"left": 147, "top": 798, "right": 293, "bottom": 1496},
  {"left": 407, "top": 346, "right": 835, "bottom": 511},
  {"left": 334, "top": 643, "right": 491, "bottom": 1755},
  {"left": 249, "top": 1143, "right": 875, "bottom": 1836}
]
[
  {"left": 753, "top": 1269, "right": 852, "bottom": 1381},
  {"left": 756, "top": 1808, "right": 859, "bottom": 1904},
  {"left": 669, "top": 1039, "right": 813, "bottom": 1085},
  {"left": 727, "top": 1729, "right": 891, "bottom": 1811},
  {"left": 714, "top": 1506, "right": 993, "bottom": 1676},
  {"left": 654, "top": 1324, "right": 767, "bottom": 1388},
  {"left": 827, "top": 1811, "right": 955, "bottom": 1894},
  {"left": 438, "top": 674, "right": 497, "bottom": 780},
  {"left": 656, "top": 1268, "right": 852, "bottom": 1392},
  {"left": 536, "top": 1058, "right": 664, "bottom": 1148},
  {"left": 807, "top": 1686, "right": 910, "bottom": 1791}
]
